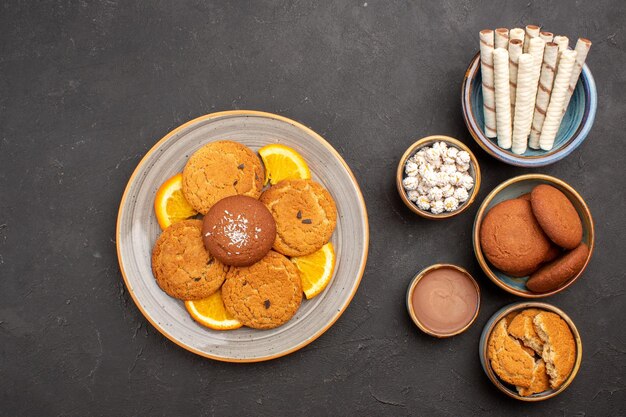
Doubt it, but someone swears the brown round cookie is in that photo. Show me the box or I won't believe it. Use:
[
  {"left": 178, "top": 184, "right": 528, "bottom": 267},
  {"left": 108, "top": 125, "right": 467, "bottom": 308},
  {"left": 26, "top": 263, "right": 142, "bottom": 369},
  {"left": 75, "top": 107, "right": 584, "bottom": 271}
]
[
  {"left": 526, "top": 243, "right": 589, "bottom": 293},
  {"left": 530, "top": 184, "right": 583, "bottom": 249},
  {"left": 151, "top": 220, "right": 228, "bottom": 300},
  {"left": 221, "top": 251, "right": 302, "bottom": 329},
  {"left": 480, "top": 199, "right": 552, "bottom": 277},
  {"left": 202, "top": 195, "right": 276, "bottom": 267},
  {"left": 259, "top": 179, "right": 337, "bottom": 257},
  {"left": 182, "top": 141, "right": 264, "bottom": 215}
]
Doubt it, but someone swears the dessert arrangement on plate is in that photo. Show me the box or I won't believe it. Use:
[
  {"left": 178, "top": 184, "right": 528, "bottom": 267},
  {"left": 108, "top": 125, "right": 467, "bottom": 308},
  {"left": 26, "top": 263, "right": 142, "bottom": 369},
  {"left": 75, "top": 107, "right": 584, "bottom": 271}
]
[{"left": 151, "top": 140, "right": 337, "bottom": 330}]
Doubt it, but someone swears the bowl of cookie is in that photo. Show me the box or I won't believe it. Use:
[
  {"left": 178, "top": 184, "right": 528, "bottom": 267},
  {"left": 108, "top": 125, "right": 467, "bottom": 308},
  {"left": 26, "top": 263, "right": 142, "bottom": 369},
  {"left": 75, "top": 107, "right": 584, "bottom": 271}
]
[
  {"left": 473, "top": 174, "right": 594, "bottom": 298},
  {"left": 396, "top": 135, "right": 481, "bottom": 219},
  {"left": 479, "top": 302, "right": 582, "bottom": 401}
]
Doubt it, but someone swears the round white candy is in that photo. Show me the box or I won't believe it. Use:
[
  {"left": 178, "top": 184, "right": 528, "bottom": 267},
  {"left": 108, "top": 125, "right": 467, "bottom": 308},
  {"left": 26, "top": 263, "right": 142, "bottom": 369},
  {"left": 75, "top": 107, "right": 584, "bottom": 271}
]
[
  {"left": 416, "top": 196, "right": 431, "bottom": 211},
  {"left": 441, "top": 183, "right": 454, "bottom": 198},
  {"left": 449, "top": 171, "right": 465, "bottom": 186},
  {"left": 430, "top": 200, "right": 445, "bottom": 214},
  {"left": 456, "top": 163, "right": 470, "bottom": 172},
  {"left": 424, "top": 148, "right": 442, "bottom": 167},
  {"left": 436, "top": 172, "right": 450, "bottom": 187},
  {"left": 432, "top": 141, "right": 448, "bottom": 154},
  {"left": 444, "top": 196, "right": 459, "bottom": 212},
  {"left": 407, "top": 190, "right": 420, "bottom": 202},
  {"left": 417, "top": 182, "right": 431, "bottom": 195},
  {"left": 428, "top": 186, "right": 443, "bottom": 202},
  {"left": 446, "top": 147, "right": 459, "bottom": 159},
  {"left": 423, "top": 171, "right": 439, "bottom": 188},
  {"left": 418, "top": 163, "right": 433, "bottom": 177},
  {"left": 461, "top": 174, "right": 474, "bottom": 190},
  {"left": 454, "top": 187, "right": 469, "bottom": 202},
  {"left": 402, "top": 176, "right": 419, "bottom": 190},
  {"left": 405, "top": 161, "right": 419, "bottom": 177},
  {"left": 441, "top": 163, "right": 457, "bottom": 175},
  {"left": 456, "top": 150, "right": 471, "bottom": 165}
]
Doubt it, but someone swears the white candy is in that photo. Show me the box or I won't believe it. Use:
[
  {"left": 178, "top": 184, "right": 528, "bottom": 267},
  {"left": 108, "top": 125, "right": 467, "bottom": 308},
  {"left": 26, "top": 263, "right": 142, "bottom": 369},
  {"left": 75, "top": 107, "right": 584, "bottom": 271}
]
[
  {"left": 446, "top": 147, "right": 459, "bottom": 159},
  {"left": 454, "top": 187, "right": 469, "bottom": 202},
  {"left": 412, "top": 153, "right": 426, "bottom": 166},
  {"left": 436, "top": 172, "right": 450, "bottom": 187},
  {"left": 424, "top": 148, "right": 442, "bottom": 167},
  {"left": 432, "top": 141, "right": 448, "bottom": 154},
  {"left": 416, "top": 196, "right": 431, "bottom": 211},
  {"left": 423, "top": 171, "right": 439, "bottom": 188},
  {"left": 441, "top": 163, "right": 457, "bottom": 175},
  {"left": 402, "top": 176, "right": 419, "bottom": 191},
  {"left": 441, "top": 183, "right": 455, "bottom": 198},
  {"left": 449, "top": 171, "right": 465, "bottom": 186},
  {"left": 407, "top": 190, "right": 420, "bottom": 202},
  {"left": 461, "top": 174, "right": 474, "bottom": 190},
  {"left": 405, "top": 161, "right": 419, "bottom": 177},
  {"left": 431, "top": 200, "right": 445, "bottom": 214},
  {"left": 428, "top": 186, "right": 443, "bottom": 202},
  {"left": 456, "top": 150, "right": 471, "bottom": 165},
  {"left": 456, "top": 163, "right": 470, "bottom": 173},
  {"left": 417, "top": 182, "right": 431, "bottom": 195},
  {"left": 444, "top": 196, "right": 459, "bottom": 212},
  {"left": 418, "top": 163, "right": 433, "bottom": 177}
]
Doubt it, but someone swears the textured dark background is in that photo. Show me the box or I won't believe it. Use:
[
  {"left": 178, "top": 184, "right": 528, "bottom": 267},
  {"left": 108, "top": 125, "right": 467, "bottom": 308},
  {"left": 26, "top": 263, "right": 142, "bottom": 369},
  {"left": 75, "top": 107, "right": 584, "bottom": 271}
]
[{"left": 1, "top": 1, "right": 625, "bottom": 416}]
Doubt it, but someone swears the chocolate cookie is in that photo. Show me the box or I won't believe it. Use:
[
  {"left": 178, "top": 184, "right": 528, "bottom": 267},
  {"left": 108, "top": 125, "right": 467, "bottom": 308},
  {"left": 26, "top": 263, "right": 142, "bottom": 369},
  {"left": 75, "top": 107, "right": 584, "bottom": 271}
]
[
  {"left": 202, "top": 195, "right": 276, "bottom": 267},
  {"left": 530, "top": 184, "right": 583, "bottom": 249},
  {"left": 151, "top": 220, "right": 228, "bottom": 300},
  {"left": 221, "top": 251, "right": 302, "bottom": 329},
  {"left": 480, "top": 199, "right": 552, "bottom": 277},
  {"left": 182, "top": 141, "right": 264, "bottom": 214},
  {"left": 260, "top": 179, "right": 337, "bottom": 257},
  {"left": 526, "top": 243, "right": 589, "bottom": 293}
]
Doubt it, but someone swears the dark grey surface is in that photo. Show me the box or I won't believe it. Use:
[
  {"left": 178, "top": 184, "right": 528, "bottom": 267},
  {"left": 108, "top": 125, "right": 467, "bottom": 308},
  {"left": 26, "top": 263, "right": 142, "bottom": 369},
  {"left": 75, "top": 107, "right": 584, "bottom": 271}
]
[{"left": 1, "top": 1, "right": 625, "bottom": 416}]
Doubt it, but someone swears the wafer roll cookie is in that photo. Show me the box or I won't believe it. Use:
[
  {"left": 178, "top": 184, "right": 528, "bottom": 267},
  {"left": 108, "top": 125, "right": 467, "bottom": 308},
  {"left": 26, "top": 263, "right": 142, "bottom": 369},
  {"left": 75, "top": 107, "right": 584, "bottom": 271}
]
[
  {"left": 539, "top": 50, "right": 577, "bottom": 150},
  {"left": 528, "top": 37, "right": 546, "bottom": 104},
  {"left": 495, "top": 28, "right": 509, "bottom": 49},
  {"left": 562, "top": 38, "right": 592, "bottom": 113},
  {"left": 493, "top": 48, "right": 512, "bottom": 149},
  {"left": 540, "top": 31, "right": 554, "bottom": 43},
  {"left": 523, "top": 25, "right": 540, "bottom": 52},
  {"left": 529, "top": 43, "right": 559, "bottom": 149},
  {"left": 480, "top": 30, "right": 497, "bottom": 138},
  {"left": 508, "top": 39, "right": 523, "bottom": 114},
  {"left": 511, "top": 54, "right": 535, "bottom": 154},
  {"left": 553, "top": 36, "right": 570, "bottom": 53},
  {"left": 510, "top": 28, "right": 525, "bottom": 43}
]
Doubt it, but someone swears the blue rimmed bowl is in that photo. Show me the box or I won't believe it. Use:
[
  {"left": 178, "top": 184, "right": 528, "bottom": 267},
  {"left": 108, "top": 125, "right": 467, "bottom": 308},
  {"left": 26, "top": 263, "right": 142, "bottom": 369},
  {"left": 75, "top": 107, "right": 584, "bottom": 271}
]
[
  {"left": 462, "top": 52, "right": 597, "bottom": 167},
  {"left": 472, "top": 174, "right": 594, "bottom": 298},
  {"left": 479, "top": 302, "right": 583, "bottom": 401}
]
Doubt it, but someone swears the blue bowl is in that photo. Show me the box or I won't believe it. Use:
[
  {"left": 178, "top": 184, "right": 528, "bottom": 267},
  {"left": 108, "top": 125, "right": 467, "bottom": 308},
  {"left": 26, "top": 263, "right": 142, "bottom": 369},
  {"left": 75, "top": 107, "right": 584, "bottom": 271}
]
[
  {"left": 462, "top": 52, "right": 597, "bottom": 167},
  {"left": 479, "top": 302, "right": 583, "bottom": 401},
  {"left": 472, "top": 174, "right": 594, "bottom": 298}
]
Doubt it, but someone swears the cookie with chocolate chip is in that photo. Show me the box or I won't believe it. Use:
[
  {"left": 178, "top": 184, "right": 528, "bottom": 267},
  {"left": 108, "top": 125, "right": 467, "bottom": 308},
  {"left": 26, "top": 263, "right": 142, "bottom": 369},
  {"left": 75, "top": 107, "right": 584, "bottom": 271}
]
[
  {"left": 182, "top": 140, "right": 264, "bottom": 214},
  {"left": 151, "top": 220, "right": 228, "bottom": 300},
  {"left": 221, "top": 251, "right": 302, "bottom": 329},
  {"left": 260, "top": 179, "right": 337, "bottom": 257}
]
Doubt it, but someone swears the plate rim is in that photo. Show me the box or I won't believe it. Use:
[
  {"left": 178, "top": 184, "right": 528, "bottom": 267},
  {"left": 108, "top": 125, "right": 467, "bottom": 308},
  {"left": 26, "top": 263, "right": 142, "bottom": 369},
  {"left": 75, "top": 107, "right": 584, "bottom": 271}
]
[{"left": 115, "top": 110, "right": 370, "bottom": 362}]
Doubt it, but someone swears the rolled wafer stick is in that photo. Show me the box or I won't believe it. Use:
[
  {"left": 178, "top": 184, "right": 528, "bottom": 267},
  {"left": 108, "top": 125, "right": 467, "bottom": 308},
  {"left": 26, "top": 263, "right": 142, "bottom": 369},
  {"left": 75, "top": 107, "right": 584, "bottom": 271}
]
[
  {"left": 511, "top": 54, "right": 535, "bottom": 154},
  {"left": 527, "top": 37, "right": 546, "bottom": 104},
  {"left": 493, "top": 48, "right": 512, "bottom": 149},
  {"left": 480, "top": 30, "right": 497, "bottom": 138},
  {"left": 540, "top": 31, "right": 554, "bottom": 43},
  {"left": 523, "top": 25, "right": 541, "bottom": 52},
  {"left": 495, "top": 28, "right": 509, "bottom": 49},
  {"left": 539, "top": 49, "right": 577, "bottom": 150},
  {"left": 553, "top": 35, "right": 569, "bottom": 53},
  {"left": 562, "top": 38, "right": 592, "bottom": 114},
  {"left": 529, "top": 42, "right": 559, "bottom": 149},
  {"left": 508, "top": 39, "right": 523, "bottom": 114},
  {"left": 510, "top": 28, "right": 525, "bottom": 43}
]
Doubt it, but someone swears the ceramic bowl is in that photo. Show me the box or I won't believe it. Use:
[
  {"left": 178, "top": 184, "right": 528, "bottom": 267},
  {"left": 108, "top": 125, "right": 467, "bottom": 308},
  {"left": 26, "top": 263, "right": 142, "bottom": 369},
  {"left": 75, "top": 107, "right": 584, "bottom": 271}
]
[
  {"left": 462, "top": 52, "right": 597, "bottom": 167},
  {"left": 396, "top": 135, "right": 481, "bottom": 219},
  {"left": 406, "top": 263, "right": 480, "bottom": 338},
  {"left": 473, "top": 174, "right": 594, "bottom": 298},
  {"left": 479, "top": 302, "right": 583, "bottom": 401}
]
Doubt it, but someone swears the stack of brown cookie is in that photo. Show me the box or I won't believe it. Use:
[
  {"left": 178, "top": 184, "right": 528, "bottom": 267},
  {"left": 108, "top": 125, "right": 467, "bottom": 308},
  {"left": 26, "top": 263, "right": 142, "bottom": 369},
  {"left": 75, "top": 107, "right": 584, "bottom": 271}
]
[
  {"left": 488, "top": 309, "right": 576, "bottom": 396},
  {"left": 480, "top": 184, "right": 588, "bottom": 293},
  {"left": 151, "top": 140, "right": 337, "bottom": 330}
]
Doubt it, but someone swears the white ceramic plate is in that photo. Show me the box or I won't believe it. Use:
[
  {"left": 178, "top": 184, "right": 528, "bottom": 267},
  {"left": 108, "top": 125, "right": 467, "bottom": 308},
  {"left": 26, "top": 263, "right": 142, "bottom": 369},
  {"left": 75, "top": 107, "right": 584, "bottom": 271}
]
[{"left": 116, "top": 110, "right": 369, "bottom": 362}]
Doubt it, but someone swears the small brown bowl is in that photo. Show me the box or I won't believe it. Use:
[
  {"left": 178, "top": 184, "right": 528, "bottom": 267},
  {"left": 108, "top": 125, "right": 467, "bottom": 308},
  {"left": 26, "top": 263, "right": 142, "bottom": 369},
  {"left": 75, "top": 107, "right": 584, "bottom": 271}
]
[
  {"left": 397, "top": 135, "right": 481, "bottom": 219},
  {"left": 406, "top": 263, "right": 480, "bottom": 338},
  {"left": 479, "top": 302, "right": 583, "bottom": 401},
  {"left": 472, "top": 174, "right": 594, "bottom": 298}
]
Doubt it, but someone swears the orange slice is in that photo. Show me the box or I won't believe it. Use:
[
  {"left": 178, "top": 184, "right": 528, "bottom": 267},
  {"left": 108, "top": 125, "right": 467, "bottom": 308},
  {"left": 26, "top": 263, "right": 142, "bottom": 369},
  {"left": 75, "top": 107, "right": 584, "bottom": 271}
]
[
  {"left": 154, "top": 173, "right": 197, "bottom": 230},
  {"left": 291, "top": 243, "right": 336, "bottom": 299},
  {"left": 185, "top": 289, "right": 242, "bottom": 330},
  {"left": 258, "top": 144, "right": 311, "bottom": 185}
]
